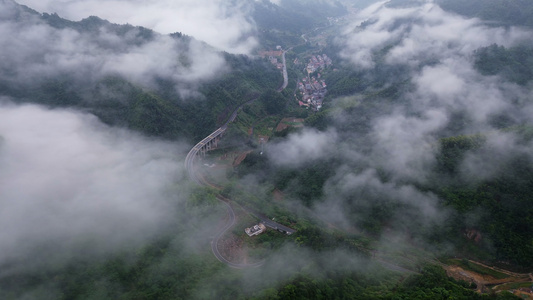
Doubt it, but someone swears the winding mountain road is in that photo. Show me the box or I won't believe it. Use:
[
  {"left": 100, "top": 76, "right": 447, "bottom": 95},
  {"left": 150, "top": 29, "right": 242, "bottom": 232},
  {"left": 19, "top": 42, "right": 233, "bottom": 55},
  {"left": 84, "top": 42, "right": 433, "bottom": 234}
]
[
  {"left": 277, "top": 50, "right": 289, "bottom": 92},
  {"left": 185, "top": 119, "right": 262, "bottom": 268},
  {"left": 210, "top": 197, "right": 264, "bottom": 268},
  {"left": 185, "top": 96, "right": 294, "bottom": 268},
  {"left": 185, "top": 50, "right": 296, "bottom": 267}
]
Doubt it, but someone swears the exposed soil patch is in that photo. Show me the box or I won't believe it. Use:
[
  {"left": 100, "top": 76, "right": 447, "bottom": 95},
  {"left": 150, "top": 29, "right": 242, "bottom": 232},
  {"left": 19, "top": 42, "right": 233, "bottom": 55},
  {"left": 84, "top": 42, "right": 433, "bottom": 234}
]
[
  {"left": 446, "top": 266, "right": 493, "bottom": 293},
  {"left": 233, "top": 150, "right": 253, "bottom": 167},
  {"left": 276, "top": 117, "right": 304, "bottom": 132},
  {"left": 218, "top": 235, "right": 247, "bottom": 263},
  {"left": 273, "top": 189, "right": 284, "bottom": 202},
  {"left": 445, "top": 260, "right": 532, "bottom": 295},
  {"left": 513, "top": 289, "right": 533, "bottom": 299}
]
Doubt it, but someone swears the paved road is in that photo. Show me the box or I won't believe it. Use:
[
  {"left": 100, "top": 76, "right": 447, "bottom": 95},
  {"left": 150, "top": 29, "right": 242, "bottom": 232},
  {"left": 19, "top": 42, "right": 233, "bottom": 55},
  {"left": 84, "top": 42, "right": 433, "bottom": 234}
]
[
  {"left": 185, "top": 126, "right": 227, "bottom": 185},
  {"left": 185, "top": 127, "right": 260, "bottom": 268},
  {"left": 277, "top": 50, "right": 288, "bottom": 92},
  {"left": 184, "top": 99, "right": 295, "bottom": 268},
  {"left": 211, "top": 198, "right": 264, "bottom": 268},
  {"left": 245, "top": 208, "right": 296, "bottom": 234},
  {"left": 184, "top": 97, "right": 256, "bottom": 183}
]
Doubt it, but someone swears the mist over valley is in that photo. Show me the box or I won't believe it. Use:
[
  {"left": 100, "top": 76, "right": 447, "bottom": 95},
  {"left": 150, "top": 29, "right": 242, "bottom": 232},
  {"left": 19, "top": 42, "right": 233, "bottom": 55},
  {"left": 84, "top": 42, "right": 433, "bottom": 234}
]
[{"left": 1, "top": 0, "right": 533, "bottom": 299}]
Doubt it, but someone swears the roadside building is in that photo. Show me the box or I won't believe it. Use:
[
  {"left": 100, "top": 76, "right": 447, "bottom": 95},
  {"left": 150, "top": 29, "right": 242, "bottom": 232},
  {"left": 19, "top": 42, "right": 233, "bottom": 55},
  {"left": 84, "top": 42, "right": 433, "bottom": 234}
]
[{"left": 245, "top": 223, "right": 266, "bottom": 237}]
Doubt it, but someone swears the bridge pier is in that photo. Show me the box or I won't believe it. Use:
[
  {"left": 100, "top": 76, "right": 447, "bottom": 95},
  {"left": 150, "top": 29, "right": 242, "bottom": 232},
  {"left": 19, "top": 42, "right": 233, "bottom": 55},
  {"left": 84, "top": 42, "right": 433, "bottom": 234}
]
[{"left": 194, "top": 130, "right": 225, "bottom": 158}]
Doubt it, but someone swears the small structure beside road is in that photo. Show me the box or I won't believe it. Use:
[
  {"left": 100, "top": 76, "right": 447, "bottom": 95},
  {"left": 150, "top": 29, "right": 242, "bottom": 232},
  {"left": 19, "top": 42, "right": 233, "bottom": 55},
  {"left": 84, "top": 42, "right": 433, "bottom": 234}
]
[{"left": 245, "top": 223, "right": 266, "bottom": 237}]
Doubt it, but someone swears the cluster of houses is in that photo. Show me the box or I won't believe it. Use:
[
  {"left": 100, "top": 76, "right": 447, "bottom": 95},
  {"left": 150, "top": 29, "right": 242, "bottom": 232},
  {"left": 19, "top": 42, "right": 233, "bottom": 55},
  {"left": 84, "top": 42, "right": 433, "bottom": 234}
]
[
  {"left": 297, "top": 76, "right": 327, "bottom": 111},
  {"left": 297, "top": 53, "right": 333, "bottom": 111},
  {"left": 306, "top": 54, "right": 332, "bottom": 74},
  {"left": 259, "top": 49, "right": 332, "bottom": 111}
]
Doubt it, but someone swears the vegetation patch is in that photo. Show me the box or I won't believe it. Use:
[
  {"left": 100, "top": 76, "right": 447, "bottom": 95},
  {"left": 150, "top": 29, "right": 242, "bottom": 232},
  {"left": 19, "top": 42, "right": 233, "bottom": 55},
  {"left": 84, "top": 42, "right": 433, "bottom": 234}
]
[
  {"left": 276, "top": 117, "right": 304, "bottom": 132},
  {"left": 493, "top": 282, "right": 533, "bottom": 291},
  {"left": 447, "top": 259, "right": 509, "bottom": 280}
]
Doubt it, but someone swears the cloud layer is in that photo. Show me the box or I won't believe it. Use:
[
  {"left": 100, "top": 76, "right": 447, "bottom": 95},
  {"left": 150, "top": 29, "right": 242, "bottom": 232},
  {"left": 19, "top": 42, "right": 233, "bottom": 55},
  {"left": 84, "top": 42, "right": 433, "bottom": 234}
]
[
  {"left": 1, "top": 1, "right": 227, "bottom": 98},
  {"left": 262, "top": 0, "right": 533, "bottom": 241},
  {"left": 0, "top": 102, "right": 187, "bottom": 267},
  {"left": 335, "top": 0, "right": 533, "bottom": 179},
  {"left": 268, "top": 128, "right": 338, "bottom": 167},
  {"left": 15, "top": 0, "right": 258, "bottom": 54},
  {"left": 340, "top": 1, "right": 530, "bottom": 69}
]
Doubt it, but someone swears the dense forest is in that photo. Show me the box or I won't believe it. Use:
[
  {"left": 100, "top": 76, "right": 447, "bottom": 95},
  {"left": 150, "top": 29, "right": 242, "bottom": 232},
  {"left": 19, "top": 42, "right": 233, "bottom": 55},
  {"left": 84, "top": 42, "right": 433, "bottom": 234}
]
[
  {"left": 474, "top": 44, "right": 533, "bottom": 86},
  {"left": 437, "top": 0, "right": 533, "bottom": 27},
  {"left": 237, "top": 0, "right": 533, "bottom": 270},
  {"left": 0, "top": 2, "right": 281, "bottom": 142},
  {"left": 252, "top": 0, "right": 347, "bottom": 49}
]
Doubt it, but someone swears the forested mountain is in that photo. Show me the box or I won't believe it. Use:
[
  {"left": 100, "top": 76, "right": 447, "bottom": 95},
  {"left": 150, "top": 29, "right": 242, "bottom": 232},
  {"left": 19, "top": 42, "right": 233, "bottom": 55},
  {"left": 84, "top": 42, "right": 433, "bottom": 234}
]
[
  {"left": 437, "top": 0, "right": 533, "bottom": 27},
  {"left": 1, "top": 0, "right": 532, "bottom": 299},
  {"left": 474, "top": 44, "right": 533, "bottom": 86},
  {"left": 252, "top": 0, "right": 313, "bottom": 33},
  {"left": 239, "top": 0, "right": 533, "bottom": 268},
  {"left": 0, "top": 0, "right": 281, "bottom": 141},
  {"left": 252, "top": 0, "right": 346, "bottom": 32},
  {"left": 251, "top": 0, "right": 348, "bottom": 49}
]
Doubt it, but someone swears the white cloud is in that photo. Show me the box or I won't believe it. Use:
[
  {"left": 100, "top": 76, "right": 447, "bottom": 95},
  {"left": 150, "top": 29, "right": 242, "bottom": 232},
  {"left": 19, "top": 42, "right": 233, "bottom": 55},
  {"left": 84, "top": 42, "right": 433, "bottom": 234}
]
[
  {"left": 335, "top": 0, "right": 533, "bottom": 181},
  {"left": 412, "top": 58, "right": 511, "bottom": 125},
  {"left": 15, "top": 0, "right": 258, "bottom": 54},
  {"left": 268, "top": 128, "right": 338, "bottom": 167},
  {"left": 320, "top": 167, "right": 446, "bottom": 232},
  {"left": 0, "top": 1, "right": 227, "bottom": 98},
  {"left": 304, "top": 0, "right": 533, "bottom": 236},
  {"left": 370, "top": 108, "right": 448, "bottom": 181},
  {"left": 0, "top": 102, "right": 187, "bottom": 264},
  {"left": 339, "top": 1, "right": 530, "bottom": 69},
  {"left": 460, "top": 131, "right": 533, "bottom": 182}
]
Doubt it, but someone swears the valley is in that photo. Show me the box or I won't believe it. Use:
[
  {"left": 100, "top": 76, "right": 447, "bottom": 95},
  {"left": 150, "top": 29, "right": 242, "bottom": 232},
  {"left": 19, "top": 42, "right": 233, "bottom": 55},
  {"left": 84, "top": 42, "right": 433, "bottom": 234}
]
[{"left": 0, "top": 0, "right": 532, "bottom": 299}]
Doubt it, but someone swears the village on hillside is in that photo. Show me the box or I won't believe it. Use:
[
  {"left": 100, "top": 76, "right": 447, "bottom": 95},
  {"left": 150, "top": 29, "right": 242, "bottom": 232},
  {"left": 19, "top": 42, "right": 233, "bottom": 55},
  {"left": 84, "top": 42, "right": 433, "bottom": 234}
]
[
  {"left": 259, "top": 47, "right": 333, "bottom": 111},
  {"left": 297, "top": 54, "right": 332, "bottom": 111}
]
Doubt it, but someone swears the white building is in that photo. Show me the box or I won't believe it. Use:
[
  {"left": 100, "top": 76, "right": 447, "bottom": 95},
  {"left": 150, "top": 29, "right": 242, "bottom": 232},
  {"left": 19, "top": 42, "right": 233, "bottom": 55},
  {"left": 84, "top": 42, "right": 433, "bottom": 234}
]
[{"left": 245, "top": 223, "right": 266, "bottom": 237}]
